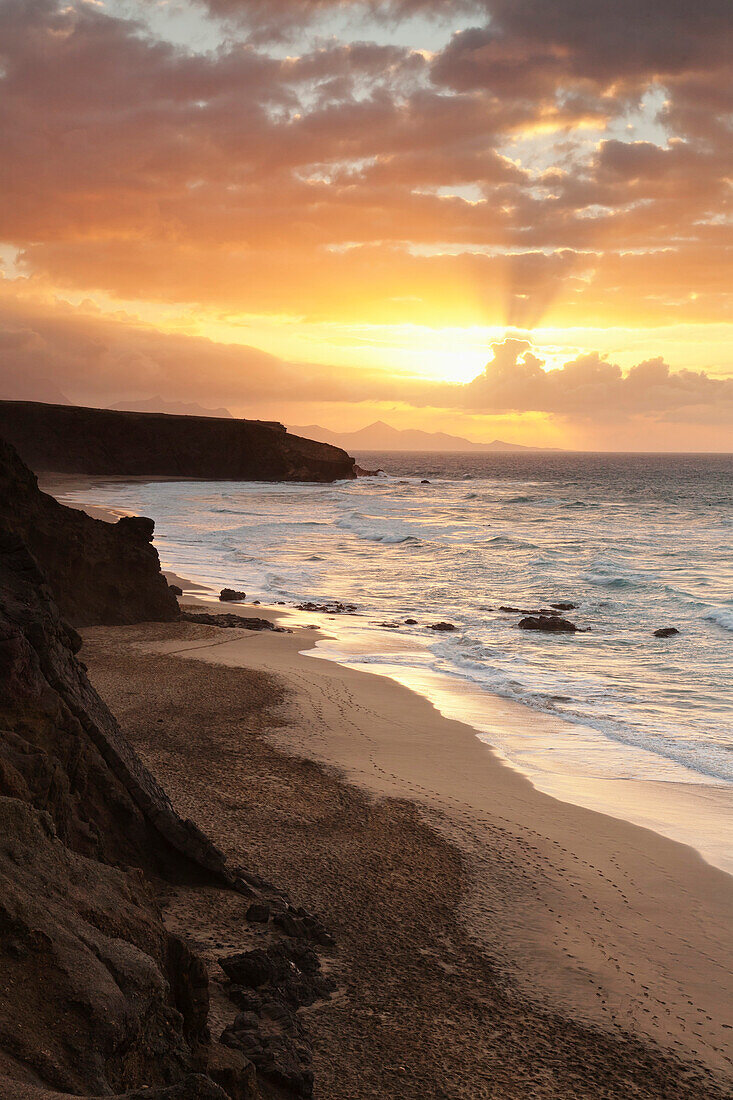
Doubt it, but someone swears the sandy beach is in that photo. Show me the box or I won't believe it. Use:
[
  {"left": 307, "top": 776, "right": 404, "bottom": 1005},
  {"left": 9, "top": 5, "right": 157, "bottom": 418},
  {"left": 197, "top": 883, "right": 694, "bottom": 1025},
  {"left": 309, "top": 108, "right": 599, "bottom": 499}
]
[{"left": 78, "top": 601, "right": 733, "bottom": 1099}]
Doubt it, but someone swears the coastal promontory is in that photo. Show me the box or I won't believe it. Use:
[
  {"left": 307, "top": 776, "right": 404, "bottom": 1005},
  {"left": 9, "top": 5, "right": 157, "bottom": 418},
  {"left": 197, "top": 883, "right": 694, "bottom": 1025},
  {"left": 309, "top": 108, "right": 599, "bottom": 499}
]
[{"left": 0, "top": 401, "right": 356, "bottom": 483}]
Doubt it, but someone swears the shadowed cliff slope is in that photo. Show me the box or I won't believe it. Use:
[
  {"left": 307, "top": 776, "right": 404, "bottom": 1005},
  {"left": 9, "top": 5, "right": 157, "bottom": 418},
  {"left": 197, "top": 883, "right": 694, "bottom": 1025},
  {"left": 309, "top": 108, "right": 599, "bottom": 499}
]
[
  {"left": 0, "top": 401, "right": 355, "bottom": 482},
  {"left": 0, "top": 529, "right": 234, "bottom": 1095},
  {"left": 0, "top": 450, "right": 333, "bottom": 1098},
  {"left": 0, "top": 527, "right": 232, "bottom": 880},
  {"left": 0, "top": 437, "right": 179, "bottom": 627}
]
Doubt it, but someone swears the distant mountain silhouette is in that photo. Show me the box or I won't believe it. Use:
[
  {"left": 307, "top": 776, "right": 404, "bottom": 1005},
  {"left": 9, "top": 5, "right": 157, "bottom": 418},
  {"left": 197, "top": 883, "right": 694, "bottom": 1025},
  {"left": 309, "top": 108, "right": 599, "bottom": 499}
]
[
  {"left": 109, "top": 396, "right": 232, "bottom": 418},
  {"left": 0, "top": 377, "right": 71, "bottom": 405},
  {"left": 287, "top": 420, "right": 560, "bottom": 452}
]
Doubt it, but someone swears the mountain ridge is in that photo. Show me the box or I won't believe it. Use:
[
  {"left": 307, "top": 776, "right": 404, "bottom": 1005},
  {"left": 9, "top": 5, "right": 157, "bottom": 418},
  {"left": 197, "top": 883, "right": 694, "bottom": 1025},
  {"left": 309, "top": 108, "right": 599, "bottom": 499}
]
[{"left": 288, "top": 419, "right": 561, "bottom": 452}]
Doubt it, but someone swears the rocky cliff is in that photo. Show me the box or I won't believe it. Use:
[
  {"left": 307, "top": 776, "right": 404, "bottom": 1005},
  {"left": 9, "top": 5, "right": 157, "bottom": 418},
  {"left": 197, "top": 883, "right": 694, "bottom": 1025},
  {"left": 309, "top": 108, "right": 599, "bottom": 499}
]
[
  {"left": 0, "top": 437, "right": 179, "bottom": 627},
  {"left": 0, "top": 449, "right": 333, "bottom": 1099},
  {"left": 0, "top": 401, "right": 355, "bottom": 482},
  {"left": 0, "top": 528, "right": 233, "bottom": 1095}
]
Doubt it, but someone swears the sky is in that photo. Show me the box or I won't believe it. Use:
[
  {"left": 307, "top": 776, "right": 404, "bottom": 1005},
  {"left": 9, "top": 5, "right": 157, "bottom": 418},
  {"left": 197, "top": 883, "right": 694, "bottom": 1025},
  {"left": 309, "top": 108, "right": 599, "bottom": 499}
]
[{"left": 0, "top": 0, "right": 731, "bottom": 450}]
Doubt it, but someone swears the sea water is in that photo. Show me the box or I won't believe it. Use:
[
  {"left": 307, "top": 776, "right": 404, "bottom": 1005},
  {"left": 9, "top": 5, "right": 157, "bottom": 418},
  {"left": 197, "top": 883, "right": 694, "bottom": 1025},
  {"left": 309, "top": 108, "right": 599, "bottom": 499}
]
[{"left": 62, "top": 452, "right": 732, "bottom": 857}]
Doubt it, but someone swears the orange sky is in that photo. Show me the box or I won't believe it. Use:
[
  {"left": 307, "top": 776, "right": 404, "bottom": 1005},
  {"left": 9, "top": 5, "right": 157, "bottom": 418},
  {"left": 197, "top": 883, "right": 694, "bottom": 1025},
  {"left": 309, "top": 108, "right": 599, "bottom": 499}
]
[{"left": 0, "top": 0, "right": 731, "bottom": 449}]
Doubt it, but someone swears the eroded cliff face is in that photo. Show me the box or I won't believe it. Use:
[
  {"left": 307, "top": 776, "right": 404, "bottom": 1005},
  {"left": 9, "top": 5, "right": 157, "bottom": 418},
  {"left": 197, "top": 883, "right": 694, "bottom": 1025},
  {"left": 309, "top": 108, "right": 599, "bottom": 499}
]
[
  {"left": 0, "top": 527, "right": 232, "bottom": 883},
  {"left": 0, "top": 530, "right": 238, "bottom": 1096},
  {"left": 0, "top": 437, "right": 179, "bottom": 627},
  {"left": 0, "top": 797, "right": 214, "bottom": 1096},
  {"left": 0, "top": 401, "right": 356, "bottom": 483},
  {"left": 0, "top": 457, "right": 333, "bottom": 1099}
]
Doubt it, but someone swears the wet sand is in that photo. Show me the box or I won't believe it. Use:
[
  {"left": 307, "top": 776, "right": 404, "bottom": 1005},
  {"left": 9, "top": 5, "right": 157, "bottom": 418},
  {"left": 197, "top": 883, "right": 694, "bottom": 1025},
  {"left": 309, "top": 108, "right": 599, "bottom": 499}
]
[{"left": 80, "top": 609, "right": 733, "bottom": 1099}]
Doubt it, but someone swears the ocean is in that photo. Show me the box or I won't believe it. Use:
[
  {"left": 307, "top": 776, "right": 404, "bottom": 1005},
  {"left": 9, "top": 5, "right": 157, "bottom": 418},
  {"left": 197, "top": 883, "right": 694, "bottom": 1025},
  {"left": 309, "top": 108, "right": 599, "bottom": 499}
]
[{"left": 62, "top": 451, "right": 733, "bottom": 864}]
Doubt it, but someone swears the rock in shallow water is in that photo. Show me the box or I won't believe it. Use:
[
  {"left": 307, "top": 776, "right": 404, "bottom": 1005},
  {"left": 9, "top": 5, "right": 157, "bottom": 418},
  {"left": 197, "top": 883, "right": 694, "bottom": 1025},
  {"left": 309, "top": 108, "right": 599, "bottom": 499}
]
[
  {"left": 220, "top": 588, "right": 247, "bottom": 602},
  {"left": 519, "top": 615, "right": 586, "bottom": 633},
  {"left": 428, "top": 621, "right": 457, "bottom": 631},
  {"left": 181, "top": 611, "right": 286, "bottom": 632},
  {"left": 296, "top": 600, "right": 357, "bottom": 613},
  {"left": 654, "top": 627, "right": 680, "bottom": 638}
]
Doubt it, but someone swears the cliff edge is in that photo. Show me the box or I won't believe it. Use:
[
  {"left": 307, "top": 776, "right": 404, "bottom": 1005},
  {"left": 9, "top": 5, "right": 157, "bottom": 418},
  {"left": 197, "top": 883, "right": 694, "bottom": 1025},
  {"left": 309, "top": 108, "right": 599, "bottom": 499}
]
[{"left": 0, "top": 401, "right": 355, "bottom": 482}]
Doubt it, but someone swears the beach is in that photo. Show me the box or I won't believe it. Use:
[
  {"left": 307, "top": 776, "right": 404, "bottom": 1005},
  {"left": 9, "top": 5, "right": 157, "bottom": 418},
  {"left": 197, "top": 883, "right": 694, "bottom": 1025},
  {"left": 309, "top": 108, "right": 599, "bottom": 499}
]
[
  {"left": 48, "top": 458, "right": 733, "bottom": 879},
  {"left": 78, "top": 599, "right": 733, "bottom": 1098}
]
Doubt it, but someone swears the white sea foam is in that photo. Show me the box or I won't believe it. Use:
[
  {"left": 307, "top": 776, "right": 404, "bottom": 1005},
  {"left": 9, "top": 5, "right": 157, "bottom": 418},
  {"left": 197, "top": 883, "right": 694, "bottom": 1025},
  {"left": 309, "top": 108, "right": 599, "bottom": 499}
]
[{"left": 705, "top": 608, "right": 733, "bottom": 632}]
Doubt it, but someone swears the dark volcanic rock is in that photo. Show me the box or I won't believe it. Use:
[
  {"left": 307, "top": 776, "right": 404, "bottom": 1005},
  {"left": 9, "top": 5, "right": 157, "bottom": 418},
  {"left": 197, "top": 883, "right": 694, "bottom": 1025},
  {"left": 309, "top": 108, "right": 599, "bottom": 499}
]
[
  {"left": 654, "top": 627, "right": 680, "bottom": 638},
  {"left": 246, "top": 902, "right": 272, "bottom": 924},
  {"left": 296, "top": 601, "right": 357, "bottom": 614},
  {"left": 0, "top": 437, "right": 178, "bottom": 627},
  {"left": 500, "top": 606, "right": 562, "bottom": 616},
  {"left": 272, "top": 907, "right": 336, "bottom": 949},
  {"left": 0, "top": 528, "right": 284, "bottom": 1098},
  {"left": 0, "top": 526, "right": 232, "bottom": 879},
  {"left": 181, "top": 612, "right": 286, "bottom": 632},
  {"left": 550, "top": 602, "right": 578, "bottom": 611},
  {"left": 220, "top": 588, "right": 247, "bottom": 602},
  {"left": 0, "top": 496, "right": 333, "bottom": 1098},
  {"left": 123, "top": 1079, "right": 230, "bottom": 1099},
  {"left": 219, "top": 939, "right": 334, "bottom": 1100},
  {"left": 219, "top": 941, "right": 331, "bottom": 1006},
  {"left": 428, "top": 621, "right": 457, "bottom": 631},
  {"left": 0, "top": 797, "right": 210, "bottom": 1096},
  {"left": 0, "top": 400, "right": 355, "bottom": 482},
  {"left": 169, "top": 584, "right": 183, "bottom": 596},
  {"left": 518, "top": 615, "right": 583, "bottom": 633}
]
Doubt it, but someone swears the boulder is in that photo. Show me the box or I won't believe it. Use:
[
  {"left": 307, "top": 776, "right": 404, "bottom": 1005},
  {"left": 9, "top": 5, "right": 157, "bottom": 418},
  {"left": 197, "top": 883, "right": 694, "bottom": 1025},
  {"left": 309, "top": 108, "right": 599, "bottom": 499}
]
[
  {"left": 518, "top": 615, "right": 583, "bottom": 633},
  {"left": 220, "top": 588, "right": 247, "bottom": 602},
  {"left": 169, "top": 584, "right": 183, "bottom": 596},
  {"left": 246, "top": 902, "right": 271, "bottom": 924},
  {"left": 428, "top": 622, "right": 457, "bottom": 631},
  {"left": 654, "top": 627, "right": 680, "bottom": 638}
]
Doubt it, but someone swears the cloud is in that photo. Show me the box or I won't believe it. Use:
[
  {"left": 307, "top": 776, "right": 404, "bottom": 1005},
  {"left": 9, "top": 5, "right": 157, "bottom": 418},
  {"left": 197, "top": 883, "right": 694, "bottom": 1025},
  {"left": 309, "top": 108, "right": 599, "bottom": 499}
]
[
  {"left": 0, "top": 292, "right": 408, "bottom": 408},
  {"left": 198, "top": 1, "right": 478, "bottom": 41},
  {"left": 432, "top": 1, "right": 732, "bottom": 99},
  {"left": 1, "top": 294, "right": 730, "bottom": 434},
  {"left": 0, "top": 0, "right": 730, "bottom": 418},
  {"left": 448, "top": 340, "right": 733, "bottom": 420}
]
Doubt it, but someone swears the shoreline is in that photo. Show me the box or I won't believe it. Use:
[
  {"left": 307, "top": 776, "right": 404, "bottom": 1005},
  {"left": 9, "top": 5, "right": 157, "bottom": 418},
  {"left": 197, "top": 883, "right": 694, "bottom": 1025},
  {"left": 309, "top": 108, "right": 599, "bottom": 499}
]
[
  {"left": 41, "top": 476, "right": 733, "bottom": 877},
  {"left": 82, "top": 609, "right": 733, "bottom": 1092},
  {"left": 182, "top": 589, "right": 733, "bottom": 879},
  {"left": 307, "top": 635, "right": 733, "bottom": 878}
]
